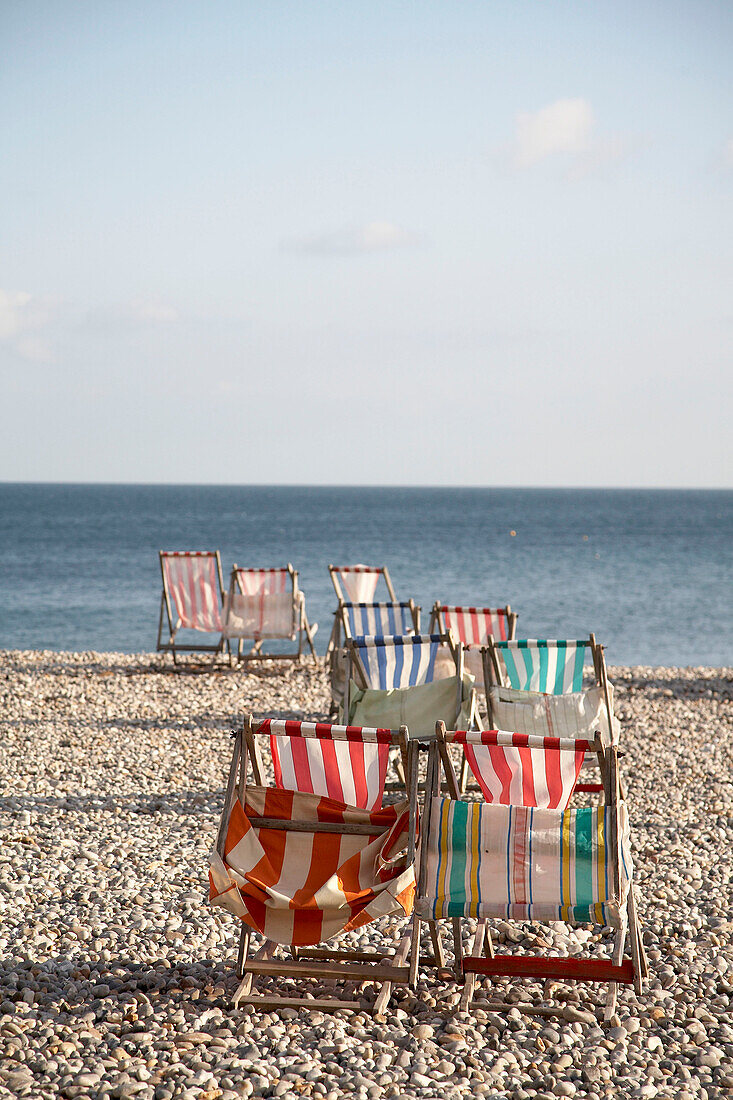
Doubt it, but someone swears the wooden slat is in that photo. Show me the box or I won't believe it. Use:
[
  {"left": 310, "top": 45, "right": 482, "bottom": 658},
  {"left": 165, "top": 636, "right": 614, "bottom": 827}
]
[
  {"left": 462, "top": 955, "right": 635, "bottom": 984},
  {"left": 246, "top": 959, "right": 411, "bottom": 981},
  {"left": 246, "top": 817, "right": 385, "bottom": 835},
  {"left": 239, "top": 995, "right": 362, "bottom": 1013}
]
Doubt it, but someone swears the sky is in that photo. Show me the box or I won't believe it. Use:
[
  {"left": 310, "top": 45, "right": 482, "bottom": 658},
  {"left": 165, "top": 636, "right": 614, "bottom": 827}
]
[{"left": 1, "top": 0, "right": 731, "bottom": 487}]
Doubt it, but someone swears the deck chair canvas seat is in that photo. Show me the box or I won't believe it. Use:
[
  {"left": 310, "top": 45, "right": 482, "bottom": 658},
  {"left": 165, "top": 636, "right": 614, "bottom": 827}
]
[
  {"left": 328, "top": 563, "right": 396, "bottom": 604},
  {"left": 414, "top": 725, "right": 646, "bottom": 1020},
  {"left": 342, "top": 634, "right": 479, "bottom": 740},
  {"left": 157, "top": 551, "right": 226, "bottom": 663},
  {"left": 429, "top": 604, "right": 517, "bottom": 688},
  {"left": 222, "top": 564, "right": 317, "bottom": 663},
  {"left": 210, "top": 717, "right": 419, "bottom": 1014}
]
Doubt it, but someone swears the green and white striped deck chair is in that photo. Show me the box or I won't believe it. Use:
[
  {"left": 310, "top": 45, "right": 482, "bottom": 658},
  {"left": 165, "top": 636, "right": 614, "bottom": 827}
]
[{"left": 414, "top": 724, "right": 646, "bottom": 1020}]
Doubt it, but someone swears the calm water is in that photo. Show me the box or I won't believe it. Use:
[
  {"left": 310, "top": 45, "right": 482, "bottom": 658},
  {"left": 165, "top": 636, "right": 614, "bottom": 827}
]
[{"left": 0, "top": 484, "right": 730, "bottom": 666}]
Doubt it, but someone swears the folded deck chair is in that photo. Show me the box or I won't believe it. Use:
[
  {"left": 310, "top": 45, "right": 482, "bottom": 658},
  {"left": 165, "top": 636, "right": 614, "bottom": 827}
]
[
  {"left": 222, "top": 564, "right": 317, "bottom": 664},
  {"left": 328, "top": 563, "right": 396, "bottom": 603},
  {"left": 341, "top": 633, "right": 479, "bottom": 738},
  {"left": 429, "top": 604, "right": 518, "bottom": 692},
  {"left": 210, "top": 716, "right": 419, "bottom": 1014},
  {"left": 327, "top": 601, "right": 421, "bottom": 715},
  {"left": 156, "top": 551, "right": 226, "bottom": 663},
  {"left": 414, "top": 723, "right": 646, "bottom": 1020}
]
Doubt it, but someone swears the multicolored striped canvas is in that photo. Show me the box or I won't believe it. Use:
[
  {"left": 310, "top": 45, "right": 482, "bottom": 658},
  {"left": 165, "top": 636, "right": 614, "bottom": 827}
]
[
  {"left": 445, "top": 730, "right": 591, "bottom": 809},
  {"left": 342, "top": 602, "right": 416, "bottom": 639},
  {"left": 209, "top": 786, "right": 416, "bottom": 946},
  {"left": 255, "top": 719, "right": 392, "bottom": 811},
  {"left": 351, "top": 634, "right": 443, "bottom": 690},
  {"left": 418, "top": 798, "right": 630, "bottom": 926},
  {"left": 161, "top": 552, "right": 223, "bottom": 633},
  {"left": 494, "top": 640, "right": 587, "bottom": 694},
  {"left": 438, "top": 606, "right": 510, "bottom": 645}
]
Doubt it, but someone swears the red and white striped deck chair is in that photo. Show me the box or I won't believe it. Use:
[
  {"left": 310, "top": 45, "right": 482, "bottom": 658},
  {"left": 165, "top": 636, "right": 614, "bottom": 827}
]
[
  {"left": 222, "top": 564, "right": 317, "bottom": 663},
  {"left": 413, "top": 723, "right": 646, "bottom": 1019},
  {"left": 328, "top": 563, "right": 396, "bottom": 604},
  {"left": 156, "top": 551, "right": 226, "bottom": 663},
  {"left": 210, "top": 715, "right": 420, "bottom": 1014},
  {"left": 429, "top": 603, "right": 518, "bottom": 694}
]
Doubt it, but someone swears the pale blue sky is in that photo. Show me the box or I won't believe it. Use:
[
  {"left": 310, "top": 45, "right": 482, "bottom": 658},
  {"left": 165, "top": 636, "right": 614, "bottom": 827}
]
[{"left": 2, "top": 1, "right": 731, "bottom": 485}]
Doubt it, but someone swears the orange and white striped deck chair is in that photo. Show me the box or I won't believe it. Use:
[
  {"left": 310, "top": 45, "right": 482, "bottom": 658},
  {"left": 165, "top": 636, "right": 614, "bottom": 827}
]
[
  {"left": 210, "top": 716, "right": 419, "bottom": 1014},
  {"left": 156, "top": 551, "right": 226, "bottom": 663},
  {"left": 222, "top": 564, "right": 317, "bottom": 664},
  {"left": 414, "top": 723, "right": 646, "bottom": 1019}
]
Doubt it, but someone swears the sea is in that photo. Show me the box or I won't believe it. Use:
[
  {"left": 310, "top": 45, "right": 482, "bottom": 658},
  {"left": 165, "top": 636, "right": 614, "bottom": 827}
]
[{"left": 0, "top": 484, "right": 730, "bottom": 667}]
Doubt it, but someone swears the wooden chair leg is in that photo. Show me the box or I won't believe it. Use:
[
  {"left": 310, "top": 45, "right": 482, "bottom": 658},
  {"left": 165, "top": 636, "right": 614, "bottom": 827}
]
[
  {"left": 604, "top": 923, "right": 627, "bottom": 1021},
  {"left": 429, "top": 921, "right": 445, "bottom": 968},
  {"left": 460, "top": 921, "right": 487, "bottom": 1011},
  {"left": 236, "top": 925, "right": 250, "bottom": 979},
  {"left": 373, "top": 929, "right": 412, "bottom": 1017},
  {"left": 452, "top": 917, "right": 463, "bottom": 979},
  {"left": 233, "top": 939, "right": 275, "bottom": 1005},
  {"left": 409, "top": 917, "right": 422, "bottom": 989},
  {"left": 458, "top": 754, "right": 469, "bottom": 794}
]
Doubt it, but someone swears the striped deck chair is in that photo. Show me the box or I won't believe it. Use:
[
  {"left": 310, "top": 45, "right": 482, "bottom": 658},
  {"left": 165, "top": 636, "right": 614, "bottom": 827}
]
[
  {"left": 210, "top": 716, "right": 419, "bottom": 1015},
  {"left": 414, "top": 723, "right": 646, "bottom": 1019},
  {"left": 222, "top": 564, "right": 318, "bottom": 664},
  {"left": 483, "top": 635, "right": 618, "bottom": 792},
  {"left": 430, "top": 603, "right": 518, "bottom": 698},
  {"left": 156, "top": 551, "right": 226, "bottom": 663},
  {"left": 326, "top": 600, "right": 421, "bottom": 716},
  {"left": 342, "top": 634, "right": 479, "bottom": 740},
  {"left": 328, "top": 563, "right": 396, "bottom": 603}
]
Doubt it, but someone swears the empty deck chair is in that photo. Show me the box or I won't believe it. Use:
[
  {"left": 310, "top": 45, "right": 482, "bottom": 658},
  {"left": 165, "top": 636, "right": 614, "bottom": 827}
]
[
  {"left": 157, "top": 551, "right": 226, "bottom": 663},
  {"left": 429, "top": 604, "right": 518, "bottom": 692},
  {"left": 414, "top": 723, "right": 646, "bottom": 1019},
  {"left": 210, "top": 716, "right": 419, "bottom": 1014},
  {"left": 342, "top": 634, "right": 478, "bottom": 739},
  {"left": 222, "top": 564, "right": 317, "bottom": 663},
  {"left": 326, "top": 600, "right": 421, "bottom": 714}
]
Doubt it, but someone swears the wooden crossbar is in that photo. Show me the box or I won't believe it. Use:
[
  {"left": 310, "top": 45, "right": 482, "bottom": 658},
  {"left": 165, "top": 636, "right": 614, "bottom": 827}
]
[
  {"left": 574, "top": 782, "right": 605, "bottom": 793},
  {"left": 245, "top": 817, "right": 386, "bottom": 835},
  {"left": 246, "top": 959, "right": 411, "bottom": 982},
  {"left": 462, "top": 955, "right": 636, "bottom": 984}
]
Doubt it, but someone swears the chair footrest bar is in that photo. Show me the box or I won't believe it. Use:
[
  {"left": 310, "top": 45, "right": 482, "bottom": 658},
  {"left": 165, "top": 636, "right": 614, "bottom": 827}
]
[
  {"left": 462, "top": 955, "right": 635, "bottom": 984},
  {"left": 238, "top": 995, "right": 362, "bottom": 1012},
  {"left": 574, "top": 783, "right": 605, "bottom": 792},
  {"left": 246, "top": 959, "right": 411, "bottom": 981}
]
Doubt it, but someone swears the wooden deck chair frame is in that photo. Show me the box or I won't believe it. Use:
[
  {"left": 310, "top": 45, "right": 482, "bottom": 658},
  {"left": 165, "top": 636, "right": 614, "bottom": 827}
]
[
  {"left": 428, "top": 602, "right": 518, "bottom": 643},
  {"left": 416, "top": 722, "right": 647, "bottom": 1021},
  {"left": 224, "top": 563, "right": 318, "bottom": 665},
  {"left": 326, "top": 600, "right": 421, "bottom": 717},
  {"left": 482, "top": 634, "right": 616, "bottom": 796},
  {"left": 215, "top": 715, "right": 420, "bottom": 1015},
  {"left": 156, "top": 550, "right": 227, "bottom": 664},
  {"left": 342, "top": 632, "right": 478, "bottom": 734},
  {"left": 328, "top": 563, "right": 396, "bottom": 604}
]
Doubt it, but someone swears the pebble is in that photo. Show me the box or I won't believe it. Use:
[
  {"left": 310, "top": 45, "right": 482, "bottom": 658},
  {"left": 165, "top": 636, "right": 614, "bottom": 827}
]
[{"left": 0, "top": 652, "right": 731, "bottom": 1099}]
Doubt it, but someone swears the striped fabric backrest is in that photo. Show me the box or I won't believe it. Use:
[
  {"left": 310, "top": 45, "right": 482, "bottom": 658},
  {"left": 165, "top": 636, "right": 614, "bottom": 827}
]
[
  {"left": 438, "top": 606, "right": 510, "bottom": 645},
  {"left": 445, "top": 730, "right": 591, "bottom": 809},
  {"left": 351, "top": 634, "right": 446, "bottom": 690},
  {"left": 494, "top": 640, "right": 588, "bottom": 694},
  {"left": 161, "top": 552, "right": 222, "bottom": 633},
  {"left": 235, "top": 567, "right": 289, "bottom": 595},
  {"left": 330, "top": 565, "right": 385, "bottom": 603},
  {"left": 423, "top": 798, "right": 627, "bottom": 925},
  {"left": 254, "top": 719, "right": 395, "bottom": 811},
  {"left": 342, "top": 602, "right": 416, "bottom": 639}
]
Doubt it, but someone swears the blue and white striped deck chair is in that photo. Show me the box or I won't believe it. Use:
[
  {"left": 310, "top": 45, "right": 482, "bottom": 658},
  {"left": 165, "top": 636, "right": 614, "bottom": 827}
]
[
  {"left": 341, "top": 600, "right": 420, "bottom": 641},
  {"left": 483, "top": 637, "right": 599, "bottom": 695},
  {"left": 343, "top": 634, "right": 478, "bottom": 739}
]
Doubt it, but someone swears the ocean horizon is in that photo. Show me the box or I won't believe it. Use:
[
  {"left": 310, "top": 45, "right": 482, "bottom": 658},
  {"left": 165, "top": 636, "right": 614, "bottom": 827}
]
[{"left": 1, "top": 482, "right": 730, "bottom": 666}]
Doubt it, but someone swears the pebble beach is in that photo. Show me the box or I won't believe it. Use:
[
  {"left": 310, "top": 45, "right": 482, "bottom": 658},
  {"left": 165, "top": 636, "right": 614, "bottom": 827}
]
[{"left": 1, "top": 651, "right": 732, "bottom": 1100}]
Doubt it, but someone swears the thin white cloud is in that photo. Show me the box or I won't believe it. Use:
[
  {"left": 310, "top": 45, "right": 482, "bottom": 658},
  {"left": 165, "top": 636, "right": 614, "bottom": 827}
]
[
  {"left": 511, "top": 98, "right": 635, "bottom": 177},
  {"left": 287, "top": 221, "right": 420, "bottom": 256},
  {"left": 0, "top": 289, "right": 57, "bottom": 362},
  {"left": 515, "top": 98, "right": 594, "bottom": 168}
]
